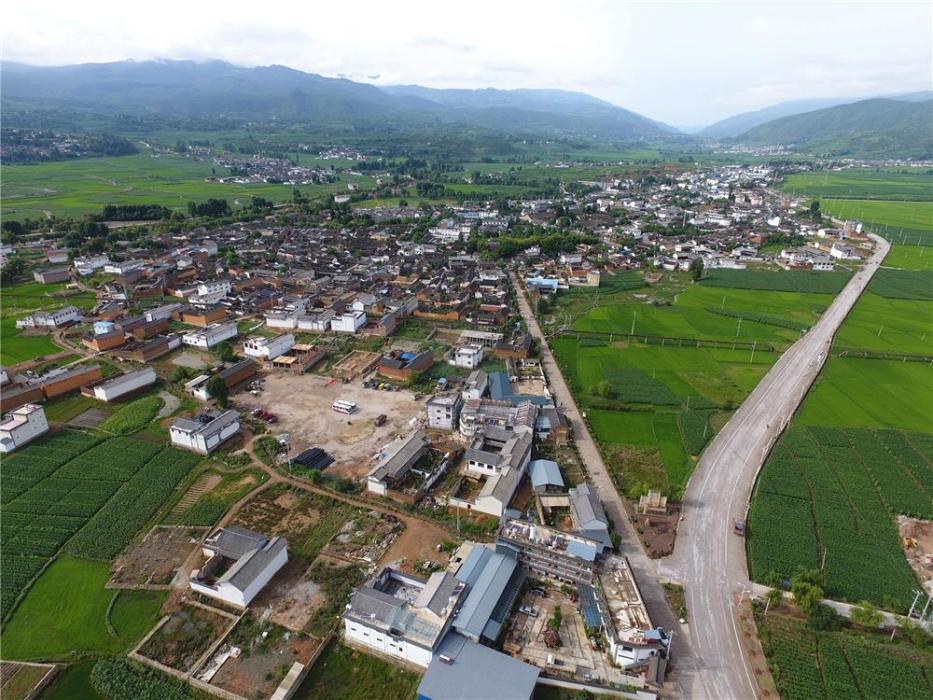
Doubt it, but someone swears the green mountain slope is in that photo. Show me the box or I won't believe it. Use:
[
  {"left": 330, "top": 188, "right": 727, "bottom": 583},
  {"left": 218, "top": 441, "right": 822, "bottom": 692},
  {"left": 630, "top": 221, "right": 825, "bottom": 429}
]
[{"left": 736, "top": 98, "right": 933, "bottom": 158}]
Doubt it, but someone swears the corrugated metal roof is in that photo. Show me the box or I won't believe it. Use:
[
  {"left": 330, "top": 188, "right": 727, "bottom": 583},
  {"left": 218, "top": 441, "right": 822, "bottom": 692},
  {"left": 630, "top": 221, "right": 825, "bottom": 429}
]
[{"left": 529, "top": 459, "right": 564, "bottom": 489}]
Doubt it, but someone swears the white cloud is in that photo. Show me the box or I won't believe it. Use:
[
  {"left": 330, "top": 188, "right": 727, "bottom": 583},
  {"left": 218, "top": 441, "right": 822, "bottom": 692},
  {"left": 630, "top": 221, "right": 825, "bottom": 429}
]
[{"left": 3, "top": 0, "right": 931, "bottom": 125}]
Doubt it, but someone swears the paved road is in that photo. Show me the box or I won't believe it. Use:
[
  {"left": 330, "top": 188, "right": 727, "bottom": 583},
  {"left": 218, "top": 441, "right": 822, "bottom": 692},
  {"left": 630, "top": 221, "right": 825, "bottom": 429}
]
[
  {"left": 510, "top": 273, "right": 705, "bottom": 697},
  {"left": 668, "top": 234, "right": 890, "bottom": 699}
]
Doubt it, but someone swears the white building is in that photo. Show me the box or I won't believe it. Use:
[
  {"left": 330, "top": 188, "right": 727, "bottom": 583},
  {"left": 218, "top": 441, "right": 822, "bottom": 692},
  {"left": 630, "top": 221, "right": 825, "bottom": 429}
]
[
  {"left": 0, "top": 404, "right": 50, "bottom": 453},
  {"left": 830, "top": 243, "right": 861, "bottom": 260},
  {"left": 104, "top": 259, "right": 145, "bottom": 275},
  {"left": 450, "top": 344, "right": 485, "bottom": 369},
  {"left": 191, "top": 279, "right": 232, "bottom": 306},
  {"left": 92, "top": 367, "right": 157, "bottom": 402},
  {"left": 170, "top": 409, "right": 241, "bottom": 455},
  {"left": 426, "top": 393, "right": 464, "bottom": 431},
  {"left": 296, "top": 309, "right": 336, "bottom": 332},
  {"left": 144, "top": 302, "right": 184, "bottom": 322},
  {"left": 330, "top": 310, "right": 366, "bottom": 334},
  {"left": 182, "top": 322, "right": 238, "bottom": 349},
  {"left": 73, "top": 254, "right": 110, "bottom": 276},
  {"left": 15, "top": 306, "right": 82, "bottom": 329},
  {"left": 243, "top": 333, "right": 295, "bottom": 360},
  {"left": 190, "top": 526, "right": 288, "bottom": 608},
  {"left": 343, "top": 566, "right": 467, "bottom": 668}
]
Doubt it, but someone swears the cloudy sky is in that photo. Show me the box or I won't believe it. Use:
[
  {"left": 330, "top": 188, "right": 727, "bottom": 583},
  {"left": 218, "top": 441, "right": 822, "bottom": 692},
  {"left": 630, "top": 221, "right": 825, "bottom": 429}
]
[{"left": 4, "top": 0, "right": 932, "bottom": 127}]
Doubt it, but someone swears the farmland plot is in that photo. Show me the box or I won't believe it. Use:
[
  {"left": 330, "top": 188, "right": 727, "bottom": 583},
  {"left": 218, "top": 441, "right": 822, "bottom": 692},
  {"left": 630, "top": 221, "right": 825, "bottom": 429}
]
[{"left": 748, "top": 426, "right": 932, "bottom": 609}]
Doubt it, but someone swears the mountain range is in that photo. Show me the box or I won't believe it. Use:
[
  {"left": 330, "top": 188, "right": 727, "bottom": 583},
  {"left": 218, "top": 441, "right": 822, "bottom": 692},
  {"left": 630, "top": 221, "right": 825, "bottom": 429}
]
[
  {"left": 699, "top": 91, "right": 933, "bottom": 138},
  {"left": 0, "top": 60, "right": 677, "bottom": 140},
  {"left": 2, "top": 59, "right": 930, "bottom": 157}
]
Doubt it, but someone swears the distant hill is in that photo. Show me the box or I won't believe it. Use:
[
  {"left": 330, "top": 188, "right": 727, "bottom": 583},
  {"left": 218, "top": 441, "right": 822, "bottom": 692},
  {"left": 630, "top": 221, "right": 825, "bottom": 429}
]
[
  {"left": 1, "top": 59, "right": 675, "bottom": 140},
  {"left": 734, "top": 97, "right": 933, "bottom": 158},
  {"left": 699, "top": 91, "right": 933, "bottom": 139}
]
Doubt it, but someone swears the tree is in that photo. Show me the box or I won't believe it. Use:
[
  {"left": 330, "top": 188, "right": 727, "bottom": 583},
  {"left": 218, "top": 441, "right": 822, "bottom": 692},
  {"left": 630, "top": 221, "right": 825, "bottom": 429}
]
[
  {"left": 689, "top": 257, "right": 705, "bottom": 282},
  {"left": 850, "top": 600, "right": 884, "bottom": 629},
  {"left": 764, "top": 588, "right": 783, "bottom": 614},
  {"left": 215, "top": 341, "right": 235, "bottom": 363},
  {"left": 206, "top": 375, "right": 229, "bottom": 408},
  {"left": 807, "top": 603, "right": 841, "bottom": 631}
]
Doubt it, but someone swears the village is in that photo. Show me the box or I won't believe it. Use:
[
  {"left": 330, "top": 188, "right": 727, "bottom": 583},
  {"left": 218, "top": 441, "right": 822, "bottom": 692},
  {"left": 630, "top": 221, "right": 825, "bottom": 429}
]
[{"left": 0, "top": 161, "right": 882, "bottom": 700}]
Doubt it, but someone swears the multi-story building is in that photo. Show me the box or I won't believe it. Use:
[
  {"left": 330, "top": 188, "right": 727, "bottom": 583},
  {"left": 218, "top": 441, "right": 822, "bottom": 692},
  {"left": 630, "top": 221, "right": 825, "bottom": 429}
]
[
  {"left": 0, "top": 404, "right": 50, "bottom": 453},
  {"left": 330, "top": 310, "right": 366, "bottom": 333},
  {"left": 426, "top": 393, "right": 463, "bottom": 431},
  {"left": 181, "top": 321, "right": 238, "bottom": 349},
  {"left": 243, "top": 333, "right": 295, "bottom": 360}
]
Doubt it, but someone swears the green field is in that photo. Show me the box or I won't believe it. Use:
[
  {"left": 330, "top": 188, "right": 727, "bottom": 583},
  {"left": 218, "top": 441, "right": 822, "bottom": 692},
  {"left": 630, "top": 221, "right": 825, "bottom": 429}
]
[
  {"left": 868, "top": 268, "right": 933, "bottom": 301},
  {"left": 699, "top": 269, "right": 853, "bottom": 294},
  {"left": 757, "top": 612, "right": 933, "bottom": 700},
  {"left": 0, "top": 281, "right": 97, "bottom": 365},
  {"left": 293, "top": 640, "right": 420, "bottom": 700},
  {"left": 884, "top": 244, "right": 933, "bottom": 270},
  {"left": 833, "top": 294, "right": 933, "bottom": 355},
  {"left": 569, "top": 283, "right": 831, "bottom": 347},
  {"left": 819, "top": 200, "right": 933, "bottom": 245},
  {"left": 41, "top": 661, "right": 104, "bottom": 700},
  {"left": 552, "top": 337, "right": 773, "bottom": 494},
  {"left": 1, "top": 556, "right": 165, "bottom": 659},
  {"left": 748, "top": 426, "right": 930, "bottom": 609},
  {"left": 782, "top": 168, "right": 933, "bottom": 201},
  {"left": 1, "top": 431, "right": 197, "bottom": 617},
  {"left": 797, "top": 358, "right": 933, "bottom": 432},
  {"left": 1, "top": 151, "right": 376, "bottom": 220}
]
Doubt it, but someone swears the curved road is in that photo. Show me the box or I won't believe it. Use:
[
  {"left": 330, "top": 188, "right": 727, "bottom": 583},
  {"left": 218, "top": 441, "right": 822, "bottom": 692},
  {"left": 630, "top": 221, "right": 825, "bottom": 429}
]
[{"left": 669, "top": 234, "right": 890, "bottom": 699}]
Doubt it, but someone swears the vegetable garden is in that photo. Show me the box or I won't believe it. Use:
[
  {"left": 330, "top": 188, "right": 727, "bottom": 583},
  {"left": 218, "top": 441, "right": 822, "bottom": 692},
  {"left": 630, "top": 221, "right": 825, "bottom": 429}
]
[
  {"left": 699, "top": 268, "right": 852, "bottom": 294},
  {"left": 1, "top": 431, "right": 198, "bottom": 617},
  {"left": 748, "top": 426, "right": 932, "bottom": 610}
]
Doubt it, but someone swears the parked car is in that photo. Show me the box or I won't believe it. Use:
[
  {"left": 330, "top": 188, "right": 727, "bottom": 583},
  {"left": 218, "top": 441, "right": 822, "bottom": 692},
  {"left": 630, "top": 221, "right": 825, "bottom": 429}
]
[{"left": 374, "top": 414, "right": 387, "bottom": 427}]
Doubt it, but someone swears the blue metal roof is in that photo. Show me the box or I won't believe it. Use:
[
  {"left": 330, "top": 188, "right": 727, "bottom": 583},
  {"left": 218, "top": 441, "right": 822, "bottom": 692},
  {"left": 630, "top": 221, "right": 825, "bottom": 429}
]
[
  {"left": 529, "top": 459, "right": 564, "bottom": 489},
  {"left": 578, "top": 584, "right": 602, "bottom": 630},
  {"left": 417, "top": 633, "right": 539, "bottom": 700},
  {"left": 488, "top": 371, "right": 551, "bottom": 407},
  {"left": 566, "top": 540, "right": 598, "bottom": 562},
  {"left": 453, "top": 545, "right": 518, "bottom": 642}
]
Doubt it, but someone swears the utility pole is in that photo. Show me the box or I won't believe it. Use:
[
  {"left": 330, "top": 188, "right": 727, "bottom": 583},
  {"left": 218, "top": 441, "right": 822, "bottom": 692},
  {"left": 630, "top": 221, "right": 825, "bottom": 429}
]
[
  {"left": 736, "top": 317, "right": 742, "bottom": 337},
  {"left": 750, "top": 341, "right": 757, "bottom": 364},
  {"left": 631, "top": 312, "right": 636, "bottom": 336}
]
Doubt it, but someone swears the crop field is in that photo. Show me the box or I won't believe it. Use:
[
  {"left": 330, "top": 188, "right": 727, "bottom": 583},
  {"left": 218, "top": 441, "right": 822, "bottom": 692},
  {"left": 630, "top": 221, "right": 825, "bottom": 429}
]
[
  {"left": 748, "top": 426, "right": 931, "bottom": 609},
  {"left": 757, "top": 613, "right": 932, "bottom": 700},
  {"left": 833, "top": 294, "right": 933, "bottom": 355},
  {"left": 0, "top": 556, "right": 165, "bottom": 660},
  {"left": 699, "top": 269, "right": 853, "bottom": 294},
  {"left": 867, "top": 268, "right": 933, "bottom": 301},
  {"left": 781, "top": 168, "right": 933, "bottom": 202},
  {"left": 1, "top": 432, "right": 197, "bottom": 617},
  {"left": 98, "top": 394, "right": 165, "bottom": 435},
  {"left": 796, "top": 358, "right": 932, "bottom": 432},
  {"left": 819, "top": 200, "right": 933, "bottom": 246},
  {"left": 552, "top": 337, "right": 773, "bottom": 494},
  {"left": 569, "top": 283, "right": 831, "bottom": 347},
  {"left": 884, "top": 244, "right": 933, "bottom": 270},
  {"left": 1, "top": 151, "right": 376, "bottom": 220}
]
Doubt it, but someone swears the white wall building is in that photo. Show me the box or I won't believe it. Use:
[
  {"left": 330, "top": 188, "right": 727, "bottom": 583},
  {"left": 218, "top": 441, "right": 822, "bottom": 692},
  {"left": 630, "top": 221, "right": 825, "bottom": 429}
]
[
  {"left": 450, "top": 344, "right": 485, "bottom": 369},
  {"left": 170, "top": 410, "right": 241, "bottom": 455},
  {"left": 191, "top": 279, "right": 232, "bottom": 306},
  {"left": 426, "top": 393, "right": 463, "bottom": 431},
  {"left": 182, "top": 322, "right": 238, "bottom": 349},
  {"left": 15, "top": 306, "right": 82, "bottom": 329},
  {"left": 92, "top": 367, "right": 157, "bottom": 402},
  {"left": 0, "top": 404, "right": 50, "bottom": 453},
  {"left": 330, "top": 310, "right": 366, "bottom": 334},
  {"left": 190, "top": 526, "right": 288, "bottom": 608},
  {"left": 243, "top": 333, "right": 295, "bottom": 360}
]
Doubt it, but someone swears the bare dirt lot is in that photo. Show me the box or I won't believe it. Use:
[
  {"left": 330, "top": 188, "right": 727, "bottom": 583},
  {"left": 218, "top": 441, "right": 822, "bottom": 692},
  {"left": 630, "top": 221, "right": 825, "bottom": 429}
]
[
  {"left": 139, "top": 604, "right": 232, "bottom": 673},
  {"left": 382, "top": 517, "right": 452, "bottom": 575},
  {"left": 236, "top": 373, "right": 426, "bottom": 478},
  {"left": 206, "top": 618, "right": 321, "bottom": 699},
  {"left": 249, "top": 559, "right": 324, "bottom": 632},
  {"left": 110, "top": 526, "right": 206, "bottom": 588},
  {"left": 898, "top": 515, "right": 933, "bottom": 595}
]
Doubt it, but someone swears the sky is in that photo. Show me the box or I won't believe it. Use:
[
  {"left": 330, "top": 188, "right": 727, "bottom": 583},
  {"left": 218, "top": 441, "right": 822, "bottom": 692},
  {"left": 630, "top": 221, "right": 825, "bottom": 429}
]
[{"left": 4, "top": 0, "right": 932, "bottom": 127}]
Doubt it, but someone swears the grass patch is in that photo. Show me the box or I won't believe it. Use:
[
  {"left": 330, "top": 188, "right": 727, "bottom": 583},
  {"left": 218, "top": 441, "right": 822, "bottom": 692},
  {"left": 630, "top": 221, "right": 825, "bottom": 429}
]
[
  {"left": 834, "top": 293, "right": 933, "bottom": 354},
  {"left": 1, "top": 556, "right": 165, "bottom": 659},
  {"left": 868, "top": 268, "right": 933, "bottom": 301},
  {"left": 883, "top": 244, "right": 933, "bottom": 270},
  {"left": 42, "top": 660, "right": 104, "bottom": 700},
  {"left": 293, "top": 640, "right": 420, "bottom": 700},
  {"left": 699, "top": 268, "right": 852, "bottom": 294},
  {"left": 819, "top": 199, "right": 933, "bottom": 245}
]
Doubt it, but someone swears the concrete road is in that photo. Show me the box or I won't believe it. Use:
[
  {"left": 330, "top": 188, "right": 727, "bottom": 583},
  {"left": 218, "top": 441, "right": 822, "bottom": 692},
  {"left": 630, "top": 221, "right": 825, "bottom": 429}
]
[
  {"left": 668, "top": 234, "right": 890, "bottom": 699},
  {"left": 510, "top": 273, "right": 706, "bottom": 697}
]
